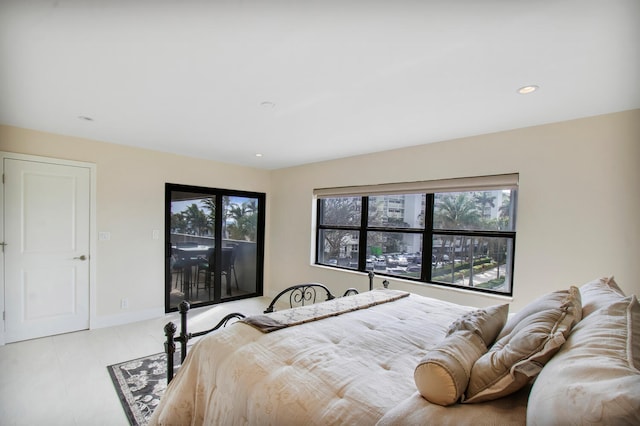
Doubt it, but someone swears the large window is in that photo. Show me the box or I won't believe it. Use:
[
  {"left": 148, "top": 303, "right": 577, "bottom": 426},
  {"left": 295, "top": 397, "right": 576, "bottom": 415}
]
[
  {"left": 315, "top": 175, "right": 517, "bottom": 295},
  {"left": 165, "top": 184, "right": 265, "bottom": 312}
]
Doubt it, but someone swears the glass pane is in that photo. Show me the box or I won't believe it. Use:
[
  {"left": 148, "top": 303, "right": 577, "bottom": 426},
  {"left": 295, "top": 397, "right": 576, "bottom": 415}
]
[
  {"left": 366, "top": 231, "right": 423, "bottom": 278},
  {"left": 317, "top": 229, "right": 359, "bottom": 269},
  {"left": 169, "top": 192, "right": 216, "bottom": 309},
  {"left": 431, "top": 234, "right": 513, "bottom": 294},
  {"left": 319, "top": 197, "right": 361, "bottom": 226},
  {"left": 222, "top": 196, "right": 259, "bottom": 300},
  {"left": 368, "top": 194, "right": 426, "bottom": 229},
  {"left": 433, "top": 190, "right": 516, "bottom": 231},
  {"left": 170, "top": 193, "right": 216, "bottom": 238},
  {"left": 223, "top": 196, "right": 259, "bottom": 242}
]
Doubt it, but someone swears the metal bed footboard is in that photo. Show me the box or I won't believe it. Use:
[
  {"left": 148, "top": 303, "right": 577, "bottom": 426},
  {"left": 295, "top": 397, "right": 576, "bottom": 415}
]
[{"left": 163, "top": 301, "right": 245, "bottom": 383}]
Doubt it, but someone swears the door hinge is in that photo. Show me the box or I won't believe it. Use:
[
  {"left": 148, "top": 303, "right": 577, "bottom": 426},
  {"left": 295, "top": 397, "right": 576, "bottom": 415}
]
[{"left": 2, "top": 311, "right": 4, "bottom": 321}]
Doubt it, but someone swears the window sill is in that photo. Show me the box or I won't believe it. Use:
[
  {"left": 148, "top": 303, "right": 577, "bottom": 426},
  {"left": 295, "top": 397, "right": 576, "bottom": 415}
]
[{"left": 310, "top": 264, "right": 514, "bottom": 302}]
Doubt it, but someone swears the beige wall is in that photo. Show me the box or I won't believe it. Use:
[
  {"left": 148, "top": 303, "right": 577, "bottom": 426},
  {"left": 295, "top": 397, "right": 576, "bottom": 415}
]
[
  {"left": 1, "top": 109, "right": 638, "bottom": 324},
  {"left": 0, "top": 127, "right": 272, "bottom": 326},
  {"left": 270, "top": 109, "right": 640, "bottom": 312}
]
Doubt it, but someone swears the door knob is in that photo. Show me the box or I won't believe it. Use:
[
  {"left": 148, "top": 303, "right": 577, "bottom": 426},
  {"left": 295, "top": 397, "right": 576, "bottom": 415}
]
[{"left": 74, "top": 255, "right": 87, "bottom": 261}]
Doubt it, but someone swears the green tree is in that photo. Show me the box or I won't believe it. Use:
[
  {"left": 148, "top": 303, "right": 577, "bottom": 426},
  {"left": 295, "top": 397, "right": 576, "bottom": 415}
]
[
  {"left": 171, "top": 212, "right": 188, "bottom": 234},
  {"left": 383, "top": 217, "right": 410, "bottom": 253},
  {"left": 434, "top": 193, "right": 480, "bottom": 228},
  {"left": 434, "top": 193, "right": 480, "bottom": 285},
  {"left": 321, "top": 197, "right": 360, "bottom": 259},
  {"left": 183, "top": 203, "right": 209, "bottom": 236},
  {"left": 226, "top": 200, "right": 258, "bottom": 241},
  {"left": 201, "top": 197, "right": 216, "bottom": 236},
  {"left": 474, "top": 191, "right": 496, "bottom": 219},
  {"left": 244, "top": 199, "right": 257, "bottom": 214},
  {"left": 498, "top": 192, "right": 513, "bottom": 229},
  {"left": 472, "top": 192, "right": 497, "bottom": 283}
]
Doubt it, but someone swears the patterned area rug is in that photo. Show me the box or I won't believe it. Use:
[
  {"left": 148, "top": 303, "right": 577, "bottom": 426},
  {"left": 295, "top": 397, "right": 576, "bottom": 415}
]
[{"left": 107, "top": 352, "right": 175, "bottom": 426}]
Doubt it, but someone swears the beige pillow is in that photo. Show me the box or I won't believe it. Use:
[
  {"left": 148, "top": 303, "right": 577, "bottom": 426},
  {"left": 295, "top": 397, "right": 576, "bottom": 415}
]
[
  {"left": 496, "top": 287, "right": 581, "bottom": 341},
  {"left": 414, "top": 331, "right": 487, "bottom": 406},
  {"left": 446, "top": 304, "right": 509, "bottom": 346},
  {"left": 465, "top": 286, "right": 582, "bottom": 403},
  {"left": 580, "top": 276, "right": 626, "bottom": 318},
  {"left": 528, "top": 295, "right": 640, "bottom": 426}
]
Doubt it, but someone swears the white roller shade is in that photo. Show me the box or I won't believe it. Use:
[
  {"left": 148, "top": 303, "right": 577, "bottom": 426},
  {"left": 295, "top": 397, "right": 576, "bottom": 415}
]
[{"left": 314, "top": 173, "right": 519, "bottom": 198}]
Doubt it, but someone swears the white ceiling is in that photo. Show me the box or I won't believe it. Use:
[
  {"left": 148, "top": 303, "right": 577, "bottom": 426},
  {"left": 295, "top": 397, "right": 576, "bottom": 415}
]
[{"left": 1, "top": 0, "right": 638, "bottom": 170}]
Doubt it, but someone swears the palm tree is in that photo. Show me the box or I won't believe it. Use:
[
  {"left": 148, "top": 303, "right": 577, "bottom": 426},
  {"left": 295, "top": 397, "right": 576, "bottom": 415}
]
[
  {"left": 226, "top": 204, "right": 243, "bottom": 240},
  {"left": 498, "top": 192, "right": 513, "bottom": 229},
  {"left": 183, "top": 204, "right": 209, "bottom": 236},
  {"left": 434, "top": 193, "right": 480, "bottom": 228},
  {"left": 226, "top": 201, "right": 258, "bottom": 241},
  {"left": 244, "top": 199, "right": 257, "bottom": 214},
  {"left": 491, "top": 238, "right": 506, "bottom": 280},
  {"left": 474, "top": 192, "right": 496, "bottom": 219},
  {"left": 201, "top": 197, "right": 216, "bottom": 236},
  {"left": 171, "top": 212, "right": 188, "bottom": 234},
  {"left": 434, "top": 193, "right": 480, "bottom": 285}
]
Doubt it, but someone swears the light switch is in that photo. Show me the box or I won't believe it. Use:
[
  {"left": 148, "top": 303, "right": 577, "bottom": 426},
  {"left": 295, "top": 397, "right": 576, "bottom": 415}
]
[
  {"left": 152, "top": 230, "right": 160, "bottom": 240},
  {"left": 99, "top": 232, "right": 111, "bottom": 241}
]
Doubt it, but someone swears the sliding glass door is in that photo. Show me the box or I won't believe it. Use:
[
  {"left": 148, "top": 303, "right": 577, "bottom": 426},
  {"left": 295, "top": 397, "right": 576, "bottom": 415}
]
[{"left": 165, "top": 183, "right": 265, "bottom": 312}]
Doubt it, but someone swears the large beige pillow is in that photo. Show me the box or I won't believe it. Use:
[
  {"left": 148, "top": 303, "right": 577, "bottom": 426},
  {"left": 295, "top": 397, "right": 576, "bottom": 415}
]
[
  {"left": 446, "top": 304, "right": 509, "bottom": 346},
  {"left": 580, "top": 276, "right": 626, "bottom": 317},
  {"left": 528, "top": 295, "right": 640, "bottom": 426},
  {"left": 465, "top": 286, "right": 582, "bottom": 403},
  {"left": 414, "top": 331, "right": 487, "bottom": 406}
]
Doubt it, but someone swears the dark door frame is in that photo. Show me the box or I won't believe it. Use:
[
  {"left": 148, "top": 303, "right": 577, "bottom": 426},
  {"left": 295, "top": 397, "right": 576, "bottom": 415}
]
[{"left": 164, "top": 183, "right": 265, "bottom": 313}]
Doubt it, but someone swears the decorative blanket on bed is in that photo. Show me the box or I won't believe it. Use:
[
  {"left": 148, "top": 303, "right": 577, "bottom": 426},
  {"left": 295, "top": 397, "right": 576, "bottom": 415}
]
[
  {"left": 151, "top": 292, "right": 526, "bottom": 426},
  {"left": 241, "top": 288, "right": 410, "bottom": 332}
]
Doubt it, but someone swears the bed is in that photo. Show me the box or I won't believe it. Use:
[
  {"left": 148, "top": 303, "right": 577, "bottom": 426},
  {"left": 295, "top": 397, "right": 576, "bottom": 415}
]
[{"left": 150, "top": 277, "right": 640, "bottom": 425}]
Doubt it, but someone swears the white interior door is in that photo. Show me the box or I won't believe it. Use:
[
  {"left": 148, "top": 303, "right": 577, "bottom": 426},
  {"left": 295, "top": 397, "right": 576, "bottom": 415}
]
[{"left": 3, "top": 158, "right": 91, "bottom": 343}]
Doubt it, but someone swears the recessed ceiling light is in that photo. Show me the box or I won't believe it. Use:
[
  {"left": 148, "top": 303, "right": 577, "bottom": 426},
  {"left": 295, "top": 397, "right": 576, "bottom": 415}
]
[
  {"left": 78, "top": 115, "right": 94, "bottom": 121},
  {"left": 260, "top": 101, "right": 275, "bottom": 109},
  {"left": 255, "top": 153, "right": 263, "bottom": 157},
  {"left": 517, "top": 85, "right": 539, "bottom": 95}
]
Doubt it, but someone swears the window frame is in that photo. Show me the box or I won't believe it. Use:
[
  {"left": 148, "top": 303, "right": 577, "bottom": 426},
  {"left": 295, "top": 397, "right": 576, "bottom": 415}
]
[
  {"left": 165, "top": 183, "right": 266, "bottom": 313},
  {"left": 314, "top": 176, "right": 517, "bottom": 296}
]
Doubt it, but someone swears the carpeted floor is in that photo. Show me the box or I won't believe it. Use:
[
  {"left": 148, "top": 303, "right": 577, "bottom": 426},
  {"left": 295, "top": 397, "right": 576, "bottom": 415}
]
[{"left": 107, "top": 352, "right": 174, "bottom": 426}]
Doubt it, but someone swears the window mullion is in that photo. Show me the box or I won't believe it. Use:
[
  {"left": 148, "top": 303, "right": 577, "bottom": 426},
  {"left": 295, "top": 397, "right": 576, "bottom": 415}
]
[
  {"left": 424, "top": 193, "right": 435, "bottom": 282},
  {"left": 358, "top": 196, "right": 368, "bottom": 271},
  {"left": 315, "top": 199, "right": 322, "bottom": 264}
]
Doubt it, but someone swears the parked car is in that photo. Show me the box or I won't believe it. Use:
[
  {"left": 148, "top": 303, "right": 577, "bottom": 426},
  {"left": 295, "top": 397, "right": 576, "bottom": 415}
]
[{"left": 374, "top": 259, "right": 386, "bottom": 269}]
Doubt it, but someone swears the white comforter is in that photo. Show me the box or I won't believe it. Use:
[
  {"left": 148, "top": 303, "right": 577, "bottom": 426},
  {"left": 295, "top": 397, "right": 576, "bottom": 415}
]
[{"left": 150, "top": 293, "right": 484, "bottom": 425}]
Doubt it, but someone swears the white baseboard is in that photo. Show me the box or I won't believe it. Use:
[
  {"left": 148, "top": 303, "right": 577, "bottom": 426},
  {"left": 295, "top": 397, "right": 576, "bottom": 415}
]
[{"left": 90, "top": 306, "right": 165, "bottom": 329}]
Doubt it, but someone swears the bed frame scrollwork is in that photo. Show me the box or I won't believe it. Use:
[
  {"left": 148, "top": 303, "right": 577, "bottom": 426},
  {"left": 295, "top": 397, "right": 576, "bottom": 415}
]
[{"left": 263, "top": 282, "right": 359, "bottom": 313}]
